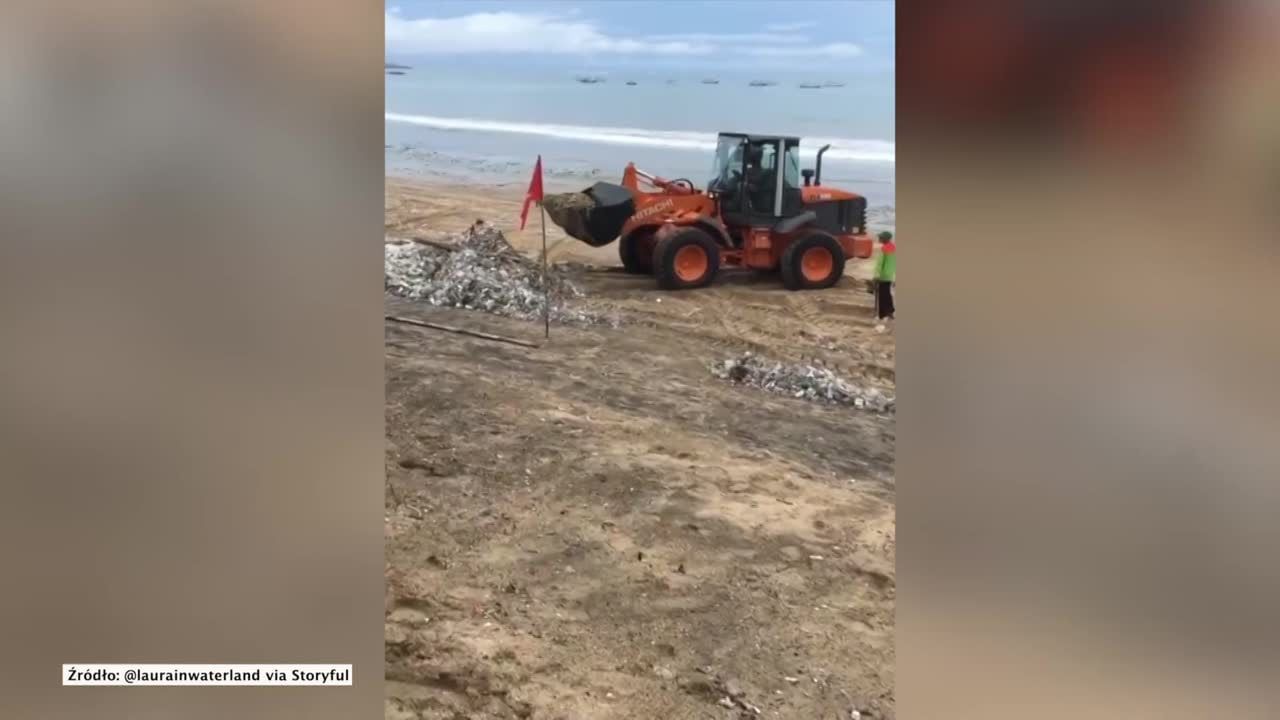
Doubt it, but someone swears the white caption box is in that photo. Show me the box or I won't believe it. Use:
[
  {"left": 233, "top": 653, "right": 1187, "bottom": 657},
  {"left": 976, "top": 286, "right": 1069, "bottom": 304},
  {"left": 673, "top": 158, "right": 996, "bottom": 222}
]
[{"left": 63, "top": 664, "right": 353, "bottom": 686}]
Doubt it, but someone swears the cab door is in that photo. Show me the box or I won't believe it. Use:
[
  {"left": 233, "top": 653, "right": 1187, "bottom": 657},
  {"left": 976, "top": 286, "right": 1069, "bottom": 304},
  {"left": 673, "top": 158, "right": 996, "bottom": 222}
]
[
  {"left": 778, "top": 141, "right": 805, "bottom": 217},
  {"left": 747, "top": 139, "right": 805, "bottom": 219}
]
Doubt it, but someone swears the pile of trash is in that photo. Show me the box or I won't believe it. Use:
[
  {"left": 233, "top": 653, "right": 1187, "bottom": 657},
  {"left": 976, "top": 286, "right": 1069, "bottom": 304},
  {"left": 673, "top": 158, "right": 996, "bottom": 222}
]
[
  {"left": 385, "top": 221, "right": 603, "bottom": 324},
  {"left": 712, "top": 353, "right": 895, "bottom": 412}
]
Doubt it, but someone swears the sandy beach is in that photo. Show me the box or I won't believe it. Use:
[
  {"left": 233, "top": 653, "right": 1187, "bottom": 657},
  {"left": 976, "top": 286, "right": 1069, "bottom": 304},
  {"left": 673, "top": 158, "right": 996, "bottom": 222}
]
[{"left": 385, "top": 175, "right": 896, "bottom": 718}]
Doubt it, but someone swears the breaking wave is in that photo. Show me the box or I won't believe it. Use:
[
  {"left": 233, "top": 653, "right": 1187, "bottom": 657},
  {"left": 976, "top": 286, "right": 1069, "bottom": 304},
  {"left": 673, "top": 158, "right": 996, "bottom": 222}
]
[{"left": 385, "top": 112, "right": 894, "bottom": 164}]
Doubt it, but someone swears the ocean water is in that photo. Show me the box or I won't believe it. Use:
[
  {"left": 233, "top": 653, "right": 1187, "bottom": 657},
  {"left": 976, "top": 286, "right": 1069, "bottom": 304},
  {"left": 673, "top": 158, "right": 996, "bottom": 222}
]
[{"left": 385, "top": 63, "right": 895, "bottom": 207}]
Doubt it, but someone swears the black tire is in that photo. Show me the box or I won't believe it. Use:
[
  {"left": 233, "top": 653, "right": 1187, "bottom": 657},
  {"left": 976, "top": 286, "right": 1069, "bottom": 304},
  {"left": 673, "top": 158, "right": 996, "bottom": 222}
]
[
  {"left": 781, "top": 232, "right": 845, "bottom": 291},
  {"left": 618, "top": 229, "right": 655, "bottom": 274},
  {"left": 654, "top": 227, "right": 720, "bottom": 290}
]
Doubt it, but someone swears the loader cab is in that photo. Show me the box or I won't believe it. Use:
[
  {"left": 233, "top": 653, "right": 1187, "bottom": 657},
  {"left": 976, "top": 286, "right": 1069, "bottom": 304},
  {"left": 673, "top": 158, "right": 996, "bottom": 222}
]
[{"left": 708, "top": 133, "right": 804, "bottom": 228}]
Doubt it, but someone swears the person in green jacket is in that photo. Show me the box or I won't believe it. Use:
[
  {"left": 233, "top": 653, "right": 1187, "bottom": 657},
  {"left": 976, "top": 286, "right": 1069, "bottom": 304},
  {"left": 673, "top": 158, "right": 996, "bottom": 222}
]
[{"left": 873, "top": 231, "right": 896, "bottom": 331}]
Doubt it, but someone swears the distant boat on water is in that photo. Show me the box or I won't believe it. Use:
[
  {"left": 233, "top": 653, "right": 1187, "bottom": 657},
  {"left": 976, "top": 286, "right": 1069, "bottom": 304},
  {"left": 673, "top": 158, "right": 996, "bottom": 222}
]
[
  {"left": 798, "top": 82, "right": 823, "bottom": 89},
  {"left": 626, "top": 81, "right": 638, "bottom": 86},
  {"left": 748, "top": 80, "right": 777, "bottom": 87},
  {"left": 575, "top": 75, "right": 606, "bottom": 84},
  {"left": 386, "top": 70, "right": 406, "bottom": 76},
  {"left": 701, "top": 78, "right": 720, "bottom": 85}
]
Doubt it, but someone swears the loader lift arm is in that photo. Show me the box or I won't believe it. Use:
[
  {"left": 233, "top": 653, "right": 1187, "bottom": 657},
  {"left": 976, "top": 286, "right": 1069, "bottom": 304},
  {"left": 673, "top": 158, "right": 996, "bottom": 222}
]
[{"left": 621, "top": 163, "right": 697, "bottom": 195}]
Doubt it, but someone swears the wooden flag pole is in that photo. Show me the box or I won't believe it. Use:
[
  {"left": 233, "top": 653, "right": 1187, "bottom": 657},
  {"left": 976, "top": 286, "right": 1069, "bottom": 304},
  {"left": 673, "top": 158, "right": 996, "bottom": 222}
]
[
  {"left": 385, "top": 315, "right": 540, "bottom": 349},
  {"left": 540, "top": 201, "right": 549, "bottom": 339}
]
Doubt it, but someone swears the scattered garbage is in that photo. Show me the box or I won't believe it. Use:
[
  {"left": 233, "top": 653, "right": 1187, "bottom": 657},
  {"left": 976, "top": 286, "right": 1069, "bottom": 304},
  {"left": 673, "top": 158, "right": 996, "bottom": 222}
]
[
  {"left": 712, "top": 353, "right": 895, "bottom": 412},
  {"left": 385, "top": 221, "right": 607, "bottom": 325},
  {"left": 706, "top": 674, "right": 763, "bottom": 716}
]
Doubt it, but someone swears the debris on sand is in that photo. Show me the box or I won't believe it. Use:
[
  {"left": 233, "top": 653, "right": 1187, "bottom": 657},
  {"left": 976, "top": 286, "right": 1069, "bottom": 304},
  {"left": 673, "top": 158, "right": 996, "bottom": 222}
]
[
  {"left": 712, "top": 353, "right": 895, "bottom": 412},
  {"left": 385, "top": 221, "right": 606, "bottom": 325}
]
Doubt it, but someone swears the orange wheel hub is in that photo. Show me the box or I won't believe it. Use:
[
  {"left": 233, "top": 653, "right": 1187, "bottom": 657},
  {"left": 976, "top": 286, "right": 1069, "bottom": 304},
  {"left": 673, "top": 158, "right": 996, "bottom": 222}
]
[
  {"left": 673, "top": 245, "right": 709, "bottom": 282},
  {"left": 800, "top": 246, "right": 834, "bottom": 282}
]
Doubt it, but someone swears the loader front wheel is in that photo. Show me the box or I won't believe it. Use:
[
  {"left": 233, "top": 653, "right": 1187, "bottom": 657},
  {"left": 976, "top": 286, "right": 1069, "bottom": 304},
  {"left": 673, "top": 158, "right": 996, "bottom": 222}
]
[
  {"left": 654, "top": 227, "right": 720, "bottom": 290},
  {"left": 781, "top": 233, "right": 845, "bottom": 290},
  {"left": 618, "top": 228, "right": 656, "bottom": 274}
]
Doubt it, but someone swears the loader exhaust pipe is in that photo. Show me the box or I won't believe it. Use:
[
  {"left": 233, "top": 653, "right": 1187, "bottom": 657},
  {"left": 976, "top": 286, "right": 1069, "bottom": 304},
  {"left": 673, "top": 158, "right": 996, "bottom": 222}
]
[{"left": 814, "top": 144, "right": 831, "bottom": 186}]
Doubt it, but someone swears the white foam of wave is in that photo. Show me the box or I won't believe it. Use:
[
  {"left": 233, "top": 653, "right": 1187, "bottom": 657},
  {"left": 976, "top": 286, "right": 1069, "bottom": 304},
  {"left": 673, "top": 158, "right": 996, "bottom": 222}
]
[{"left": 385, "top": 112, "right": 894, "bottom": 164}]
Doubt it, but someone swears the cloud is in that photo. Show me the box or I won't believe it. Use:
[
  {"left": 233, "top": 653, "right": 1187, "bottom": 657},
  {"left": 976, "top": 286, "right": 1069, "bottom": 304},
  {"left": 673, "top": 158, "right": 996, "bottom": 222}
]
[
  {"left": 385, "top": 11, "right": 709, "bottom": 55},
  {"left": 385, "top": 11, "right": 862, "bottom": 60},
  {"left": 644, "top": 32, "right": 809, "bottom": 45},
  {"left": 765, "top": 21, "right": 818, "bottom": 32},
  {"left": 748, "top": 43, "right": 863, "bottom": 58}
]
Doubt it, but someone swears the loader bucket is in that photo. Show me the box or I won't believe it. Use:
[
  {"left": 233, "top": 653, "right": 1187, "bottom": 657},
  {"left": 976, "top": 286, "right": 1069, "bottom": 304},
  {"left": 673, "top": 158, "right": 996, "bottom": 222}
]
[{"left": 542, "top": 182, "right": 635, "bottom": 247}]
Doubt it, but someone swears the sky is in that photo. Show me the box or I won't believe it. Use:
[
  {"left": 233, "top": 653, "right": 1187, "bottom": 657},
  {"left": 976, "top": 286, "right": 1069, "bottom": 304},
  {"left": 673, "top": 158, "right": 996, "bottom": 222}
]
[{"left": 385, "top": 1, "right": 895, "bottom": 73}]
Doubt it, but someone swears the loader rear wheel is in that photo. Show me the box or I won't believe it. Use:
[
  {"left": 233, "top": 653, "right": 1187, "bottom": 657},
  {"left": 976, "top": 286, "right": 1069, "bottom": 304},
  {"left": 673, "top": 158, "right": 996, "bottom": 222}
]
[
  {"left": 618, "top": 228, "right": 656, "bottom": 274},
  {"left": 654, "top": 227, "right": 720, "bottom": 290},
  {"left": 781, "top": 233, "right": 845, "bottom": 290}
]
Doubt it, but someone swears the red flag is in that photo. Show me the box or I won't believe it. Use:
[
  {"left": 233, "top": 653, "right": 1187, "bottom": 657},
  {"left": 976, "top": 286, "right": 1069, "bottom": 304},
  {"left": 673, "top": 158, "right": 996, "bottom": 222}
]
[{"left": 519, "top": 155, "right": 544, "bottom": 230}]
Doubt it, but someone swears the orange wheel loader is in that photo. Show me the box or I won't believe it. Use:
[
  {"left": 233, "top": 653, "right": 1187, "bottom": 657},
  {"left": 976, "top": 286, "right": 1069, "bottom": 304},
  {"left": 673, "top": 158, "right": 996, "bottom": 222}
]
[{"left": 544, "top": 132, "right": 875, "bottom": 291}]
